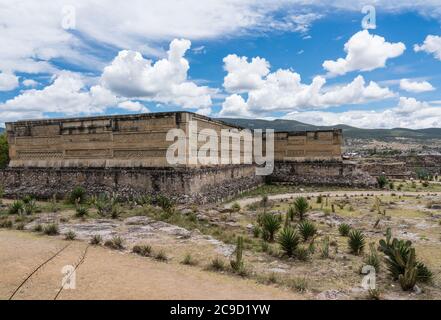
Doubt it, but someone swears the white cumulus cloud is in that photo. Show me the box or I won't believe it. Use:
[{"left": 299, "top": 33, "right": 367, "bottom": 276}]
[
  {"left": 323, "top": 30, "right": 405, "bottom": 76},
  {"left": 101, "top": 39, "right": 213, "bottom": 111},
  {"left": 400, "top": 79, "right": 435, "bottom": 93},
  {"left": 117, "top": 101, "right": 149, "bottom": 113},
  {"left": 219, "top": 54, "right": 394, "bottom": 117},
  {"left": 0, "top": 72, "right": 19, "bottom": 91},
  {"left": 0, "top": 72, "right": 118, "bottom": 124},
  {"left": 414, "top": 35, "right": 441, "bottom": 60},
  {"left": 284, "top": 97, "right": 441, "bottom": 129}
]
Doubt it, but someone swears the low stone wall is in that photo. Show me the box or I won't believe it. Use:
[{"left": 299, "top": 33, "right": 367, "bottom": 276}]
[
  {"left": 359, "top": 155, "right": 441, "bottom": 178},
  {"left": 0, "top": 165, "right": 264, "bottom": 204},
  {"left": 269, "top": 160, "right": 376, "bottom": 188}
]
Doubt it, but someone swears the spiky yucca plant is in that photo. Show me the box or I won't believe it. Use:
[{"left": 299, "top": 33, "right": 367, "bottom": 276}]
[
  {"left": 261, "top": 213, "right": 282, "bottom": 242},
  {"left": 338, "top": 223, "right": 351, "bottom": 237},
  {"left": 8, "top": 200, "right": 24, "bottom": 215},
  {"left": 348, "top": 229, "right": 365, "bottom": 255},
  {"left": 297, "top": 220, "right": 317, "bottom": 242},
  {"left": 69, "top": 186, "right": 86, "bottom": 204},
  {"left": 293, "top": 197, "right": 309, "bottom": 221},
  {"left": 277, "top": 226, "right": 300, "bottom": 257},
  {"left": 75, "top": 205, "right": 89, "bottom": 218}
]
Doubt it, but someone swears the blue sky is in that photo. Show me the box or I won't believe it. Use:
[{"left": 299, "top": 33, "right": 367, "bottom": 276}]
[{"left": 0, "top": 1, "right": 441, "bottom": 129}]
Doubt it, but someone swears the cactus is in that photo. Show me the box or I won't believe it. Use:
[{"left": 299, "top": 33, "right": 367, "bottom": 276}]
[
  {"left": 398, "top": 248, "right": 417, "bottom": 291},
  {"left": 230, "top": 236, "right": 244, "bottom": 272},
  {"left": 379, "top": 228, "right": 433, "bottom": 286}
]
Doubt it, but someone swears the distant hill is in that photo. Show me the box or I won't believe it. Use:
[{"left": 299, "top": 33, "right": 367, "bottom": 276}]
[
  {"left": 217, "top": 118, "right": 441, "bottom": 141},
  {"left": 0, "top": 128, "right": 4, "bottom": 133}
]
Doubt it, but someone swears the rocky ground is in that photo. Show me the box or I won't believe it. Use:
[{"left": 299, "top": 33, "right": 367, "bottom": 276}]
[{"left": 1, "top": 180, "right": 441, "bottom": 300}]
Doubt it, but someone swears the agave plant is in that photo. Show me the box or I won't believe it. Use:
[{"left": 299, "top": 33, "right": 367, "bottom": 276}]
[
  {"left": 69, "top": 186, "right": 87, "bottom": 204},
  {"left": 379, "top": 228, "right": 433, "bottom": 284},
  {"left": 261, "top": 212, "right": 282, "bottom": 242},
  {"left": 8, "top": 200, "right": 24, "bottom": 215},
  {"left": 75, "top": 205, "right": 89, "bottom": 218},
  {"left": 338, "top": 223, "right": 351, "bottom": 237},
  {"left": 364, "top": 242, "right": 381, "bottom": 272},
  {"left": 297, "top": 220, "right": 317, "bottom": 242},
  {"left": 277, "top": 226, "right": 300, "bottom": 257},
  {"left": 293, "top": 197, "right": 309, "bottom": 221},
  {"left": 348, "top": 229, "right": 365, "bottom": 255}
]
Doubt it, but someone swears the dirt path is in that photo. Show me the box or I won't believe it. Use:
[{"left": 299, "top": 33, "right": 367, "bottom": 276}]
[
  {"left": 0, "top": 230, "right": 301, "bottom": 300},
  {"left": 226, "top": 190, "right": 441, "bottom": 208}
]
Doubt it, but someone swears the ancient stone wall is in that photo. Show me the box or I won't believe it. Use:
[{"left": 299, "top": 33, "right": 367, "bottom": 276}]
[
  {"left": 273, "top": 130, "right": 342, "bottom": 161},
  {"left": 6, "top": 112, "right": 248, "bottom": 168},
  {"left": 0, "top": 165, "right": 264, "bottom": 204},
  {"left": 269, "top": 160, "right": 376, "bottom": 187}
]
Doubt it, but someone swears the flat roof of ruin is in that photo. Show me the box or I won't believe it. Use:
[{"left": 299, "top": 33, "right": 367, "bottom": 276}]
[{"left": 5, "top": 111, "right": 342, "bottom": 135}]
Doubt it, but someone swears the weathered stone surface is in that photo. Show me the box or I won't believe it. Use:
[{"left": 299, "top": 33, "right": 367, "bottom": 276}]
[
  {"left": 268, "top": 160, "right": 376, "bottom": 188},
  {"left": 0, "top": 165, "right": 264, "bottom": 204}
]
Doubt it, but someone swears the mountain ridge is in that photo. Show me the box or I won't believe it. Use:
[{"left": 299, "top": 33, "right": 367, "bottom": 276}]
[{"left": 217, "top": 118, "right": 441, "bottom": 140}]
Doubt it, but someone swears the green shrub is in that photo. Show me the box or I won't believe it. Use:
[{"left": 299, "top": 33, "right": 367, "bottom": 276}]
[
  {"left": 65, "top": 231, "right": 77, "bottom": 241},
  {"left": 90, "top": 234, "right": 102, "bottom": 245},
  {"left": 154, "top": 250, "right": 168, "bottom": 262},
  {"left": 15, "top": 222, "right": 25, "bottom": 230},
  {"left": 23, "top": 199, "right": 37, "bottom": 215},
  {"left": 75, "top": 205, "right": 89, "bottom": 218},
  {"left": 69, "top": 186, "right": 86, "bottom": 204},
  {"left": 348, "top": 229, "right": 365, "bottom": 255},
  {"left": 277, "top": 226, "right": 300, "bottom": 257},
  {"left": 261, "top": 212, "right": 282, "bottom": 242},
  {"left": 8, "top": 200, "right": 24, "bottom": 215},
  {"left": 252, "top": 225, "right": 261, "bottom": 238},
  {"left": 181, "top": 253, "right": 198, "bottom": 266},
  {"left": 110, "top": 203, "right": 120, "bottom": 219},
  {"left": 377, "top": 175, "right": 388, "bottom": 189},
  {"left": 155, "top": 195, "right": 174, "bottom": 213},
  {"left": 33, "top": 224, "right": 43, "bottom": 232},
  {"left": 208, "top": 257, "right": 225, "bottom": 271},
  {"left": 288, "top": 277, "right": 308, "bottom": 293},
  {"left": 231, "top": 202, "right": 241, "bottom": 212},
  {"left": 132, "top": 244, "right": 152, "bottom": 257},
  {"left": 320, "top": 236, "right": 330, "bottom": 258},
  {"left": 43, "top": 223, "right": 59, "bottom": 236},
  {"left": 104, "top": 236, "right": 124, "bottom": 250},
  {"left": 0, "top": 220, "right": 13, "bottom": 228},
  {"left": 297, "top": 220, "right": 317, "bottom": 241},
  {"left": 338, "top": 223, "right": 351, "bottom": 237},
  {"left": 294, "top": 246, "right": 309, "bottom": 261},
  {"left": 293, "top": 197, "right": 309, "bottom": 220}
]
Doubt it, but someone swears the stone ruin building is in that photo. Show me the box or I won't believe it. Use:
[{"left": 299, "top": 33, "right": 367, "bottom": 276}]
[{"left": 0, "top": 111, "right": 374, "bottom": 203}]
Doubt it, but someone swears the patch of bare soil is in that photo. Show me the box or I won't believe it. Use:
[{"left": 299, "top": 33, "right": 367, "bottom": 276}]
[{"left": 0, "top": 230, "right": 301, "bottom": 300}]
